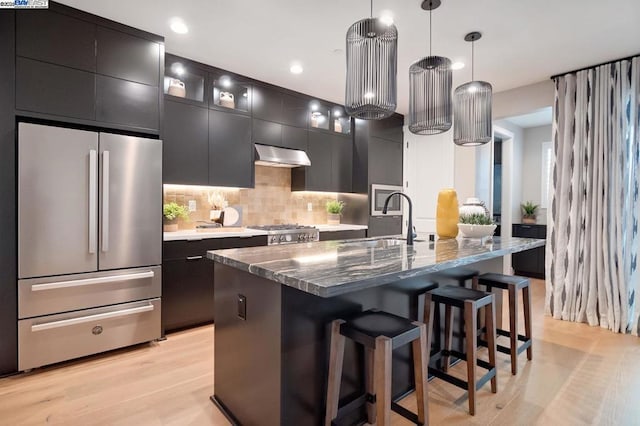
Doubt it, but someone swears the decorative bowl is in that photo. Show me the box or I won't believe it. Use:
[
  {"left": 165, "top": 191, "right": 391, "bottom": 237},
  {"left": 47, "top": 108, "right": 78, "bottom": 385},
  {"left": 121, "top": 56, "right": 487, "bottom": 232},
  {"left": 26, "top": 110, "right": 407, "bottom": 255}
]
[{"left": 457, "top": 223, "right": 497, "bottom": 238}]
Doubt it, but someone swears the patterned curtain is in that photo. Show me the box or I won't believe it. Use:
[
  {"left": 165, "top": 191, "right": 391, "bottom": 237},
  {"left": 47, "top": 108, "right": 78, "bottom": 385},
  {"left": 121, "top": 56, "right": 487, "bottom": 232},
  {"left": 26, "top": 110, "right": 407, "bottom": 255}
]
[{"left": 546, "top": 56, "right": 640, "bottom": 335}]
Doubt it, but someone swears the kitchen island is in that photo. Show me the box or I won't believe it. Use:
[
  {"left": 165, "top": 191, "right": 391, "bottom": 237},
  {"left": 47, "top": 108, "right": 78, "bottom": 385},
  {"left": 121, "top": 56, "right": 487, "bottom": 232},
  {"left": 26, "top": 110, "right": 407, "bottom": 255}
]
[{"left": 208, "top": 236, "right": 545, "bottom": 425}]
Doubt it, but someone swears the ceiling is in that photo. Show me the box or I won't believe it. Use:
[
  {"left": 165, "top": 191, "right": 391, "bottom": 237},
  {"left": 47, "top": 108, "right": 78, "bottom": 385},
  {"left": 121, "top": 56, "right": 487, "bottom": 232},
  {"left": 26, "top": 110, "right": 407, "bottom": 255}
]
[
  {"left": 504, "top": 107, "right": 552, "bottom": 129},
  {"left": 59, "top": 0, "right": 640, "bottom": 115}
]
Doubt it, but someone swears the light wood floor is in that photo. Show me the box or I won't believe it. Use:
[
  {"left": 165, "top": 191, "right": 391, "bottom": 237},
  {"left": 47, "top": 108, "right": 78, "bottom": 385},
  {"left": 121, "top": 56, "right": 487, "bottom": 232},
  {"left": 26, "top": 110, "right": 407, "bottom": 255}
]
[{"left": 1, "top": 279, "right": 639, "bottom": 426}]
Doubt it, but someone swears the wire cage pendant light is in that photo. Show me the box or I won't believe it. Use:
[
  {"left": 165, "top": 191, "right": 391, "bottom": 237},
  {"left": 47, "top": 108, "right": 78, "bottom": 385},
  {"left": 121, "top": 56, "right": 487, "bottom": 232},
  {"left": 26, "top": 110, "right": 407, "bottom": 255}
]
[
  {"left": 408, "top": 0, "right": 452, "bottom": 135},
  {"left": 345, "top": 0, "right": 398, "bottom": 120},
  {"left": 453, "top": 32, "right": 492, "bottom": 146}
]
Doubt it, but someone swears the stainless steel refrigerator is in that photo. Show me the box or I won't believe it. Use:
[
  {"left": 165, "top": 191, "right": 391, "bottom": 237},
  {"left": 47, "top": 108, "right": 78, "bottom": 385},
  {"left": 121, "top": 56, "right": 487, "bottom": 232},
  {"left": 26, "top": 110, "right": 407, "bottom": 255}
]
[{"left": 17, "top": 122, "right": 162, "bottom": 371}]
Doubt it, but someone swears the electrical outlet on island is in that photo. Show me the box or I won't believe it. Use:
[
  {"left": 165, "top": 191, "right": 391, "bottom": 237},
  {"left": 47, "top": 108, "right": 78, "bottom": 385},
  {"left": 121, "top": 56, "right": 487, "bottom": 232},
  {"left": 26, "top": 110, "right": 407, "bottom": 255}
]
[{"left": 188, "top": 200, "right": 197, "bottom": 212}]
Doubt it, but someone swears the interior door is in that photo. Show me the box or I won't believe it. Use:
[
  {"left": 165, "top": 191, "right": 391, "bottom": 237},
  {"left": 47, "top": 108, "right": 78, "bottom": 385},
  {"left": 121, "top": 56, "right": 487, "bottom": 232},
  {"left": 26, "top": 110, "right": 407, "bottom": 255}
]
[
  {"left": 99, "top": 133, "right": 161, "bottom": 270},
  {"left": 18, "top": 123, "right": 99, "bottom": 278}
]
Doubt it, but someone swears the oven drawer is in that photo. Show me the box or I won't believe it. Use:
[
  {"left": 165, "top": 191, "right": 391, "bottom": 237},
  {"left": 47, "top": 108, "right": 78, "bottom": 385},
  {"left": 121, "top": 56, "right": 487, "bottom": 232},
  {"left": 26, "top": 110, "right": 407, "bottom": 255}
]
[
  {"left": 18, "top": 266, "right": 161, "bottom": 319},
  {"left": 18, "top": 298, "right": 160, "bottom": 371}
]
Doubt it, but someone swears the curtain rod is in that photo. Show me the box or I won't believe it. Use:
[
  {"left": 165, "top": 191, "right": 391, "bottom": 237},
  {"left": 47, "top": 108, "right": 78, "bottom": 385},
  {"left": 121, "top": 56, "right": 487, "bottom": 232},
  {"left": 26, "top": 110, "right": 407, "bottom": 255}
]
[{"left": 550, "top": 52, "right": 640, "bottom": 80}]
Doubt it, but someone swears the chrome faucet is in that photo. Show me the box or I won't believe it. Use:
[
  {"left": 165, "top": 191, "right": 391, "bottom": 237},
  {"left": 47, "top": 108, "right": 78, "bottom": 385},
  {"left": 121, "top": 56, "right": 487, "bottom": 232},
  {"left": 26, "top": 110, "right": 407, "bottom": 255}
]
[{"left": 383, "top": 192, "right": 414, "bottom": 246}]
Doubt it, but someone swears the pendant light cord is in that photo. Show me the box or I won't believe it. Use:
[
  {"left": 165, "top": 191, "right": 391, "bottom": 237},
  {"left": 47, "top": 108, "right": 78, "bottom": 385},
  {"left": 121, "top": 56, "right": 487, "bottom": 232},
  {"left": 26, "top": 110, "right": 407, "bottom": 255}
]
[
  {"left": 429, "top": 9, "right": 432, "bottom": 56},
  {"left": 471, "top": 40, "right": 475, "bottom": 81},
  {"left": 370, "top": 0, "right": 373, "bottom": 18}
]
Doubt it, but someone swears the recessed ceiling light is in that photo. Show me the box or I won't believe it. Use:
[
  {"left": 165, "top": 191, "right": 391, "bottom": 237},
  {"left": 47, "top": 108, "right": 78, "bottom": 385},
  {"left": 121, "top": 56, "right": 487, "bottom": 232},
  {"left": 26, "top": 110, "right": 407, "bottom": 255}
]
[
  {"left": 169, "top": 18, "right": 188, "bottom": 34},
  {"left": 379, "top": 11, "right": 394, "bottom": 26},
  {"left": 451, "top": 62, "right": 465, "bottom": 70},
  {"left": 290, "top": 63, "right": 303, "bottom": 74}
]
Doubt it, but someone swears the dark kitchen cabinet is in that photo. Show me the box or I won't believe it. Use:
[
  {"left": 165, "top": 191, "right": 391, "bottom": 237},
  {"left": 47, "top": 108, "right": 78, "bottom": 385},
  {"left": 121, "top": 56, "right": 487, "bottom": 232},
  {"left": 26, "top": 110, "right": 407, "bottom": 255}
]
[
  {"left": 162, "top": 236, "right": 268, "bottom": 332},
  {"left": 332, "top": 134, "right": 353, "bottom": 193},
  {"left": 16, "top": 57, "right": 95, "bottom": 121},
  {"left": 253, "top": 119, "right": 282, "bottom": 147},
  {"left": 252, "top": 84, "right": 283, "bottom": 123},
  {"left": 369, "top": 114, "right": 404, "bottom": 143},
  {"left": 210, "top": 71, "right": 251, "bottom": 114},
  {"left": 319, "top": 229, "right": 367, "bottom": 241},
  {"left": 163, "top": 100, "right": 209, "bottom": 184},
  {"left": 282, "top": 125, "right": 308, "bottom": 151},
  {"left": 369, "top": 136, "right": 403, "bottom": 186},
  {"left": 209, "top": 110, "right": 253, "bottom": 188},
  {"left": 512, "top": 224, "right": 546, "bottom": 279},
  {"left": 253, "top": 119, "right": 307, "bottom": 151},
  {"left": 162, "top": 256, "right": 214, "bottom": 331},
  {"left": 292, "top": 130, "right": 353, "bottom": 192},
  {"left": 96, "top": 75, "right": 159, "bottom": 130},
  {"left": 96, "top": 26, "right": 160, "bottom": 86},
  {"left": 16, "top": 9, "right": 96, "bottom": 72},
  {"left": 164, "top": 54, "right": 207, "bottom": 104},
  {"left": 282, "top": 93, "right": 309, "bottom": 128}
]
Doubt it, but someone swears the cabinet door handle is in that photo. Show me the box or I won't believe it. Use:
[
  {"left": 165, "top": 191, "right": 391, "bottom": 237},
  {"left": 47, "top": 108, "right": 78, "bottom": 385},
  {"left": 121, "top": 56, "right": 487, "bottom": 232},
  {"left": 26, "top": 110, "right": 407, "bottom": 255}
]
[{"left": 186, "top": 256, "right": 203, "bottom": 261}]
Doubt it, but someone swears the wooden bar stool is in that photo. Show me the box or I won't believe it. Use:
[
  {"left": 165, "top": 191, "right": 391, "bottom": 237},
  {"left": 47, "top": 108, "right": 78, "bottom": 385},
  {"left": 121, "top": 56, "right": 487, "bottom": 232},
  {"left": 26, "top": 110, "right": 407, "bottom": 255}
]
[
  {"left": 474, "top": 273, "right": 532, "bottom": 375},
  {"left": 425, "top": 286, "right": 497, "bottom": 416},
  {"left": 325, "top": 310, "right": 431, "bottom": 426}
]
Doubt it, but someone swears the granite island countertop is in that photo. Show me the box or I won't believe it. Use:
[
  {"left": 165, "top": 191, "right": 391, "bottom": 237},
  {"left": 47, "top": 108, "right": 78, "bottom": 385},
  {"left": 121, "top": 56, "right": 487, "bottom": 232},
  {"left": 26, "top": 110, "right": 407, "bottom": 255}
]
[{"left": 208, "top": 236, "right": 546, "bottom": 297}]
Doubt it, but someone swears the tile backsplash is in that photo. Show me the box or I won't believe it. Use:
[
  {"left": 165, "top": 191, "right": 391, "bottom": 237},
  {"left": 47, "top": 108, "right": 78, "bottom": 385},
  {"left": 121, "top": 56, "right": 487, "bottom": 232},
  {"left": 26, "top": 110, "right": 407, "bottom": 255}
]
[{"left": 163, "top": 166, "right": 337, "bottom": 229}]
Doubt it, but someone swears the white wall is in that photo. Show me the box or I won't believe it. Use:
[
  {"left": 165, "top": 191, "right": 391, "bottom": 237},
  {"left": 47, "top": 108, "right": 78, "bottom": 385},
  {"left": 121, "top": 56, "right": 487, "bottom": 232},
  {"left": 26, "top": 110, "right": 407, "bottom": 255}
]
[
  {"left": 493, "top": 80, "right": 555, "bottom": 120},
  {"left": 521, "top": 125, "right": 552, "bottom": 223}
]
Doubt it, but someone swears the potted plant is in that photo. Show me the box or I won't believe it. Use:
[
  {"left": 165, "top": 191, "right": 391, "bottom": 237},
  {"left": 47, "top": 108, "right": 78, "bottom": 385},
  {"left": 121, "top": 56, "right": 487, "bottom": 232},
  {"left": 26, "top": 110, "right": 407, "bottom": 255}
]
[
  {"left": 458, "top": 213, "right": 497, "bottom": 238},
  {"left": 207, "top": 191, "right": 228, "bottom": 224},
  {"left": 163, "top": 202, "right": 189, "bottom": 232},
  {"left": 521, "top": 201, "right": 539, "bottom": 224},
  {"left": 326, "top": 200, "right": 345, "bottom": 225}
]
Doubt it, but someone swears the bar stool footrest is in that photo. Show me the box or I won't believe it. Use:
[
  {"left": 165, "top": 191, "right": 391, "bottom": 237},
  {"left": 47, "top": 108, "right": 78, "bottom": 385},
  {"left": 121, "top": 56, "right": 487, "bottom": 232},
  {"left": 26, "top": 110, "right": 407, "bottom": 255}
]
[
  {"left": 478, "top": 329, "right": 532, "bottom": 356},
  {"left": 391, "top": 402, "right": 423, "bottom": 425},
  {"left": 331, "top": 393, "right": 371, "bottom": 425}
]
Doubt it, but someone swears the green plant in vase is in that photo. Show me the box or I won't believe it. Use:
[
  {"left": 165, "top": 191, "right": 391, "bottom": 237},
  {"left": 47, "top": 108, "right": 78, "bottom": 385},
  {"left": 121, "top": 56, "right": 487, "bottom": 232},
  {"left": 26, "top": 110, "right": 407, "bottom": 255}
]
[
  {"left": 521, "top": 201, "right": 539, "bottom": 224},
  {"left": 459, "top": 213, "right": 494, "bottom": 225},
  {"left": 163, "top": 202, "right": 189, "bottom": 232},
  {"left": 326, "top": 200, "right": 345, "bottom": 225}
]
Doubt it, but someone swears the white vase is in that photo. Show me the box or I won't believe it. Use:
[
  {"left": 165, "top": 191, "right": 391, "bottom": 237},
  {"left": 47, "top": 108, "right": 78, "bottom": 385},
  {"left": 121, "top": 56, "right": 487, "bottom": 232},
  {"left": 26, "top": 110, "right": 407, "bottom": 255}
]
[{"left": 459, "top": 197, "right": 490, "bottom": 217}]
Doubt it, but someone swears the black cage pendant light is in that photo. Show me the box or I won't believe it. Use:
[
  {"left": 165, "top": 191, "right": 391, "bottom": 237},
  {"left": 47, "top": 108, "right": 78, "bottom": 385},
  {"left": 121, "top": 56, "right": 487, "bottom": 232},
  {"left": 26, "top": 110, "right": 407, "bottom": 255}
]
[
  {"left": 408, "top": 0, "right": 452, "bottom": 135},
  {"left": 345, "top": 0, "right": 398, "bottom": 120},
  {"left": 453, "top": 32, "right": 492, "bottom": 146}
]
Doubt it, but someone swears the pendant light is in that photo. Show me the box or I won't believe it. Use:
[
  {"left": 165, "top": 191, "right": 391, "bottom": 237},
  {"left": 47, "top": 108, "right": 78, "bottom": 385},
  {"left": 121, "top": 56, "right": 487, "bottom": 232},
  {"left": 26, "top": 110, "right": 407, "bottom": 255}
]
[
  {"left": 453, "top": 32, "right": 492, "bottom": 146},
  {"left": 345, "top": 0, "right": 398, "bottom": 120},
  {"left": 408, "top": 0, "right": 452, "bottom": 135}
]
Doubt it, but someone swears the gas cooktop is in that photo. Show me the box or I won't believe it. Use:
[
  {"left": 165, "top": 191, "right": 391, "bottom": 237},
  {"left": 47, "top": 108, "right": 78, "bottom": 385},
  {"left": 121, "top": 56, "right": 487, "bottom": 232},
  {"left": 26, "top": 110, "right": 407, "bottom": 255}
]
[{"left": 246, "top": 224, "right": 319, "bottom": 245}]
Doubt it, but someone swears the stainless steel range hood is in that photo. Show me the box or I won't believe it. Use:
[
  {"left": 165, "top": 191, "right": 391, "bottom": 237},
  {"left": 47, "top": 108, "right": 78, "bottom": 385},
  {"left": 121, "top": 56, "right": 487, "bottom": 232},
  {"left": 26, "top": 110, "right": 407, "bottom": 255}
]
[{"left": 254, "top": 144, "right": 311, "bottom": 168}]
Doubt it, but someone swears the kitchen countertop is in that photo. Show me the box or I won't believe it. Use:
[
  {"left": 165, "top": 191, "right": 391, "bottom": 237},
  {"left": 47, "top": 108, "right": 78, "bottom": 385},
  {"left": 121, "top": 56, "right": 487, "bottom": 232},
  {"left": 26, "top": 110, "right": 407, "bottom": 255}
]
[
  {"left": 163, "top": 228, "right": 268, "bottom": 241},
  {"left": 208, "top": 236, "right": 546, "bottom": 297},
  {"left": 313, "top": 224, "right": 368, "bottom": 232},
  {"left": 163, "top": 224, "right": 367, "bottom": 241}
]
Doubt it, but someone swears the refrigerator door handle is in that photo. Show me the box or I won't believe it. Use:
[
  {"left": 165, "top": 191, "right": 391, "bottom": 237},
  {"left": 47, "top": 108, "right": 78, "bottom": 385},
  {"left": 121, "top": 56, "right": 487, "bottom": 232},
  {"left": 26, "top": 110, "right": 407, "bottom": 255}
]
[
  {"left": 89, "top": 150, "right": 97, "bottom": 254},
  {"left": 102, "top": 150, "right": 110, "bottom": 252},
  {"left": 31, "top": 303, "right": 155, "bottom": 332}
]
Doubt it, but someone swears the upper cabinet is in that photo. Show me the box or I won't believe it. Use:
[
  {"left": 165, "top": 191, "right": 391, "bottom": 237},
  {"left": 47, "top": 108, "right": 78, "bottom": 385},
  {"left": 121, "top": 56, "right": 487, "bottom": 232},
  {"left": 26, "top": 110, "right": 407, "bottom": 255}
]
[
  {"left": 16, "top": 10, "right": 95, "bottom": 72},
  {"left": 96, "top": 27, "right": 160, "bottom": 86},
  {"left": 292, "top": 131, "right": 352, "bottom": 193},
  {"left": 14, "top": 5, "right": 163, "bottom": 134},
  {"left": 209, "top": 110, "right": 253, "bottom": 188}
]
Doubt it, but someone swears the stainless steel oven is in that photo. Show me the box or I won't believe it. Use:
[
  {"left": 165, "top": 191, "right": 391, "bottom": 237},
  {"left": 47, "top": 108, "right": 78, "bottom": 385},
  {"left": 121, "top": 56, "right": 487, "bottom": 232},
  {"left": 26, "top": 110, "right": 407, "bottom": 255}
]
[{"left": 371, "top": 184, "right": 403, "bottom": 216}]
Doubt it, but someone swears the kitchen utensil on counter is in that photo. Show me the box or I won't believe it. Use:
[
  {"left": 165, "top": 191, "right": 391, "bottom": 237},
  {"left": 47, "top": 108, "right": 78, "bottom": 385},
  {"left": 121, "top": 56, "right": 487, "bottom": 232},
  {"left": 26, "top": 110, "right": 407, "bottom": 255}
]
[
  {"left": 223, "top": 206, "right": 242, "bottom": 226},
  {"left": 167, "top": 79, "right": 186, "bottom": 98}
]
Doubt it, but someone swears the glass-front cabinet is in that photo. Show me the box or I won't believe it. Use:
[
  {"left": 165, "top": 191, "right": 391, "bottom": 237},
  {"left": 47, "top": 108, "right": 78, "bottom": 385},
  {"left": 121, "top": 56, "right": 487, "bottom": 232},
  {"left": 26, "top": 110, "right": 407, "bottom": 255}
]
[
  {"left": 210, "top": 70, "right": 251, "bottom": 114},
  {"left": 309, "top": 100, "right": 331, "bottom": 131},
  {"left": 332, "top": 105, "right": 351, "bottom": 135},
  {"left": 164, "top": 54, "right": 206, "bottom": 104}
]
